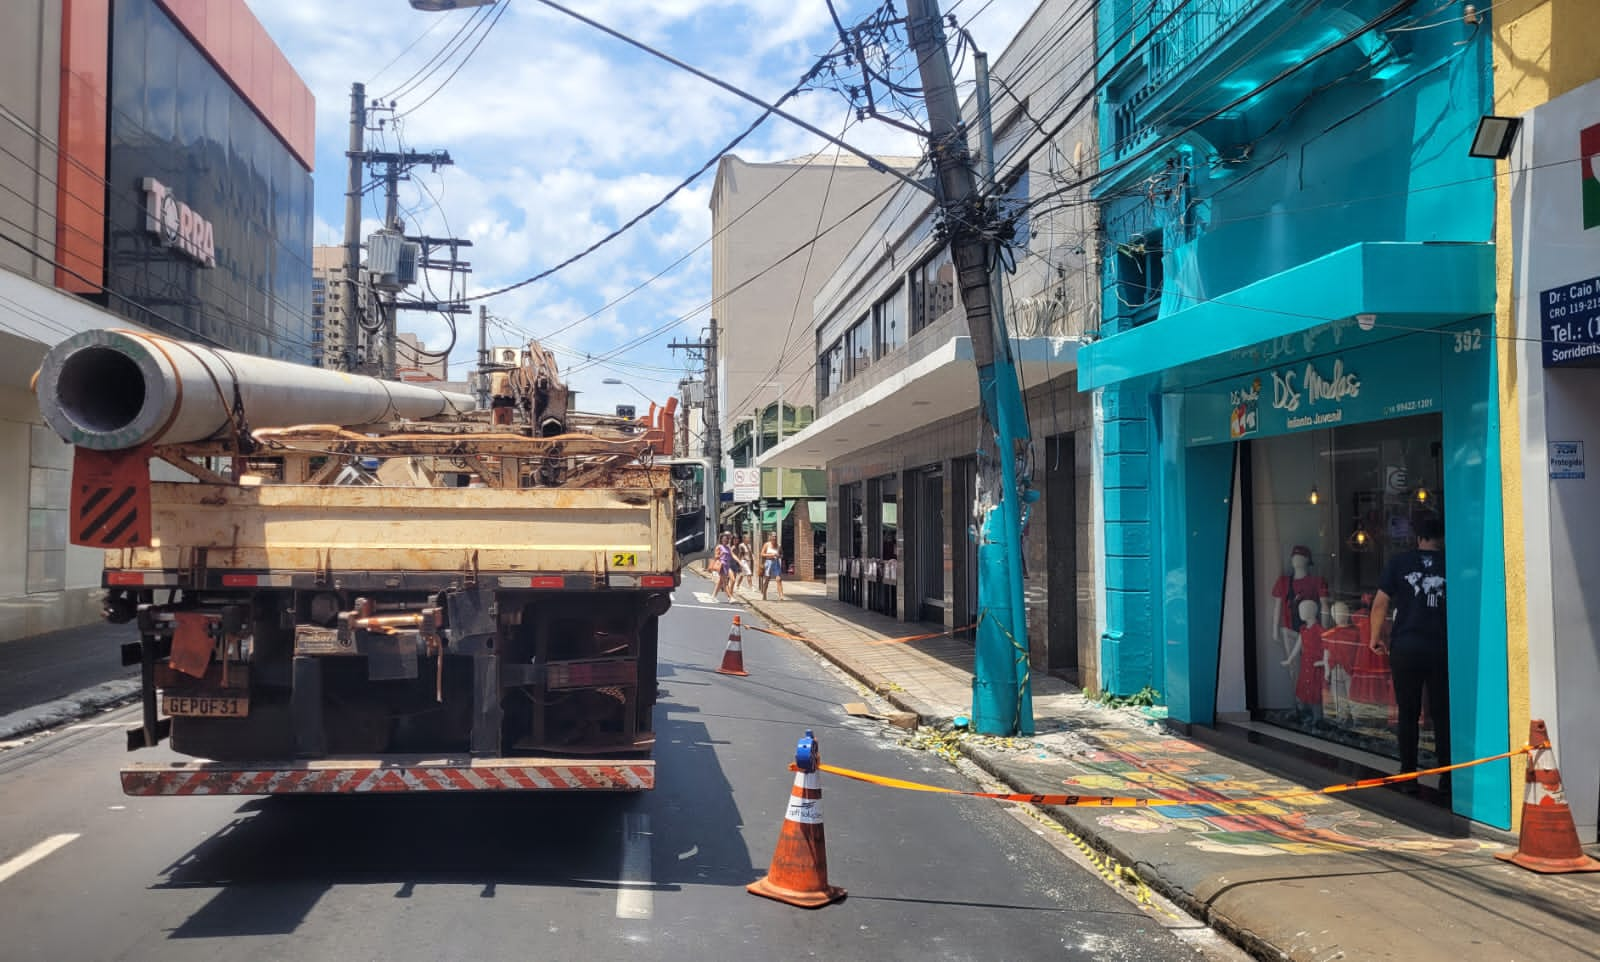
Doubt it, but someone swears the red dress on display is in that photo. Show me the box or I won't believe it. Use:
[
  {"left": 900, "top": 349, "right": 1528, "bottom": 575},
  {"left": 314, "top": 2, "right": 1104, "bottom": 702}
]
[
  {"left": 1321, "top": 624, "right": 1362, "bottom": 678},
  {"left": 1295, "top": 624, "right": 1326, "bottom": 705},
  {"left": 1271, "top": 574, "right": 1329, "bottom": 629},
  {"left": 1348, "top": 611, "right": 1397, "bottom": 715}
]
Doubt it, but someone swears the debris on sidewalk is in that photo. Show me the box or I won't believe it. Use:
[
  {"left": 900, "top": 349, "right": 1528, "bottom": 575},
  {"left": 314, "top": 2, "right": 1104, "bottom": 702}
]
[{"left": 842, "top": 701, "right": 919, "bottom": 729}]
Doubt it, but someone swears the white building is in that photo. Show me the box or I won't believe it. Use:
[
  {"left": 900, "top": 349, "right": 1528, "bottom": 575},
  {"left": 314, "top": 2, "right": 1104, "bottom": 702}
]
[{"left": 709, "top": 152, "right": 916, "bottom": 577}]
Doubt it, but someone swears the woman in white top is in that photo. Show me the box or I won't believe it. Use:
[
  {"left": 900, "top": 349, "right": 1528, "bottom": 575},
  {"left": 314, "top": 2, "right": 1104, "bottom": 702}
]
[{"left": 760, "top": 533, "right": 785, "bottom": 601}]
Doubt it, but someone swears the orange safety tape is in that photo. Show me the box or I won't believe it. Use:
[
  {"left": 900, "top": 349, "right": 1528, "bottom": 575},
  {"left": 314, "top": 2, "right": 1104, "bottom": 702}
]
[
  {"left": 743, "top": 624, "right": 811, "bottom": 642},
  {"left": 816, "top": 744, "right": 1533, "bottom": 808},
  {"left": 867, "top": 623, "right": 978, "bottom": 646}
]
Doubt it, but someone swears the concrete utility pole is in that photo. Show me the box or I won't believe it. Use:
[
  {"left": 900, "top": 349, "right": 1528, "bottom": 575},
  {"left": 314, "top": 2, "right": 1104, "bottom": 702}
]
[
  {"left": 669, "top": 325, "right": 721, "bottom": 497},
  {"left": 906, "top": 0, "right": 1034, "bottom": 735},
  {"left": 476, "top": 305, "right": 490, "bottom": 410},
  {"left": 381, "top": 162, "right": 400, "bottom": 378},
  {"left": 342, "top": 83, "right": 367, "bottom": 373},
  {"left": 370, "top": 150, "right": 453, "bottom": 378}
]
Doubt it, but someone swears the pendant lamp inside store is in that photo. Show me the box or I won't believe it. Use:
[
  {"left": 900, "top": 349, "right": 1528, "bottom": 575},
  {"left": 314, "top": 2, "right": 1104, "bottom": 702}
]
[{"left": 1309, "top": 485, "right": 1320, "bottom": 506}]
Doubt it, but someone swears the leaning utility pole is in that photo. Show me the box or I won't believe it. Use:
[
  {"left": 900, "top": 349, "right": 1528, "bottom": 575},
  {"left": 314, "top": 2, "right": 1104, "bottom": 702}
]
[
  {"left": 341, "top": 83, "right": 367, "bottom": 373},
  {"left": 906, "top": 0, "right": 1034, "bottom": 735}
]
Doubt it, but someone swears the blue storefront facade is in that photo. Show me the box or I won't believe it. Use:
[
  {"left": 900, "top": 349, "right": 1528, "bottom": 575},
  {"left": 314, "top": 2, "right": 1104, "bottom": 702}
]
[{"left": 1082, "top": 1, "right": 1510, "bottom": 828}]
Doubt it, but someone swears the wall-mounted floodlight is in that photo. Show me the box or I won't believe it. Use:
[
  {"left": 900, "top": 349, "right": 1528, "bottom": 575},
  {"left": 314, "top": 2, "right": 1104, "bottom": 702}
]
[{"left": 1468, "top": 115, "right": 1522, "bottom": 159}]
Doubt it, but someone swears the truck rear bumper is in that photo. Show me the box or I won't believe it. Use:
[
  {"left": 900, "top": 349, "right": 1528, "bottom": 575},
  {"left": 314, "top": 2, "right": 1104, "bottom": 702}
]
[{"left": 122, "top": 757, "right": 654, "bottom": 795}]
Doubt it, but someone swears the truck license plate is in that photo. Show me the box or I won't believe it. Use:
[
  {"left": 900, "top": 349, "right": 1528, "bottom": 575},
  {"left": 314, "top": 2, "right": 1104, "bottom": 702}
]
[{"left": 162, "top": 695, "right": 249, "bottom": 718}]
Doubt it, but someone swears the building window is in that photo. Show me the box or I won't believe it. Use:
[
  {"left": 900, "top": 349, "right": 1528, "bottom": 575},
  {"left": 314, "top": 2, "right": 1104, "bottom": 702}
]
[
  {"left": 818, "top": 338, "right": 845, "bottom": 399},
  {"left": 998, "top": 169, "right": 1030, "bottom": 252},
  {"left": 845, "top": 315, "right": 871, "bottom": 378},
  {"left": 1247, "top": 413, "right": 1443, "bottom": 764},
  {"left": 873, "top": 285, "right": 905, "bottom": 358},
  {"left": 1114, "top": 230, "right": 1162, "bottom": 326},
  {"left": 910, "top": 245, "right": 955, "bottom": 335}
]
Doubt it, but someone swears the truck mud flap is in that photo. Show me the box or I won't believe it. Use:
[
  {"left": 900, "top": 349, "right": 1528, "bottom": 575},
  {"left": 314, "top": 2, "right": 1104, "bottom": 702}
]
[{"left": 120, "top": 757, "right": 655, "bottom": 795}]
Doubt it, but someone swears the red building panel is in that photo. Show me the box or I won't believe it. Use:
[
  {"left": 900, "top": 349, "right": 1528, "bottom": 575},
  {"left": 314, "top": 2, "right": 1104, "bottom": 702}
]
[{"left": 55, "top": 0, "right": 110, "bottom": 294}]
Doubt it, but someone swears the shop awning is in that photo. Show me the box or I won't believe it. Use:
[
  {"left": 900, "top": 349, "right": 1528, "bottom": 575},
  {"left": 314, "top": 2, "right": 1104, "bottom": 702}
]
[
  {"left": 807, "top": 501, "right": 827, "bottom": 526},
  {"left": 1076, "top": 241, "right": 1495, "bottom": 391},
  {"left": 761, "top": 501, "right": 794, "bottom": 525}
]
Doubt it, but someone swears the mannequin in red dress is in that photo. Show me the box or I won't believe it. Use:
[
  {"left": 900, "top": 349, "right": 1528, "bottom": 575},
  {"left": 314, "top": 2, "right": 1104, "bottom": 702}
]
[
  {"left": 1280, "top": 598, "right": 1327, "bottom": 722},
  {"left": 1270, "top": 546, "right": 1330, "bottom": 663}
]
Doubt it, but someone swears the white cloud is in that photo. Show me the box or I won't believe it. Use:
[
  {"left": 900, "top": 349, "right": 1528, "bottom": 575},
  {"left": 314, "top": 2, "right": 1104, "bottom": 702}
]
[{"left": 247, "top": 0, "right": 1037, "bottom": 395}]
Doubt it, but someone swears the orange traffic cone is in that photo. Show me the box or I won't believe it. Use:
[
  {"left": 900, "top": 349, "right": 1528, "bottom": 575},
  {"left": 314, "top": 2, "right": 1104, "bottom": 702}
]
[
  {"left": 749, "top": 730, "right": 845, "bottom": 908},
  {"left": 716, "top": 615, "right": 749, "bottom": 676},
  {"left": 1496, "top": 719, "right": 1600, "bottom": 874}
]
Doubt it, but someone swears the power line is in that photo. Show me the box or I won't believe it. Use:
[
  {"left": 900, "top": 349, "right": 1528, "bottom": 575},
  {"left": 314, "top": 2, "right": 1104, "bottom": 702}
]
[
  {"left": 462, "top": 83, "right": 808, "bottom": 304},
  {"left": 497, "top": 113, "right": 869, "bottom": 361},
  {"left": 527, "top": 0, "right": 932, "bottom": 198},
  {"left": 1012, "top": 0, "right": 1414, "bottom": 225},
  {"left": 367, "top": 11, "right": 452, "bottom": 88},
  {"left": 397, "top": 0, "right": 512, "bottom": 120},
  {"left": 379, "top": 3, "right": 495, "bottom": 103},
  {"left": 561, "top": 183, "right": 899, "bottom": 380}
]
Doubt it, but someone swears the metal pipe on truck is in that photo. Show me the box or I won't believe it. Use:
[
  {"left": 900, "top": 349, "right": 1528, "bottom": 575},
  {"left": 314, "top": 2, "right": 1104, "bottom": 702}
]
[{"left": 35, "top": 329, "right": 476, "bottom": 451}]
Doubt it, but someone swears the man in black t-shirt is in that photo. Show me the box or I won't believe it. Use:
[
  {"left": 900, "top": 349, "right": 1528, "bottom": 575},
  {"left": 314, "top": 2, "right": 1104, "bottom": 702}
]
[{"left": 1371, "top": 517, "right": 1448, "bottom": 792}]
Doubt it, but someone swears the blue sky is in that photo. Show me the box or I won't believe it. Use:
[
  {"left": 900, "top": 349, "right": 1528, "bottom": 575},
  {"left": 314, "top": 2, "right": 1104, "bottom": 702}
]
[{"left": 245, "top": 0, "right": 1029, "bottom": 413}]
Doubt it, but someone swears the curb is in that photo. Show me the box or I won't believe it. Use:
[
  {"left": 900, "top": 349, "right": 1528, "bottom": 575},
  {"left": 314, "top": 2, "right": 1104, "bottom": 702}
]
[
  {"left": 0, "top": 680, "right": 141, "bottom": 743},
  {"left": 959, "top": 742, "right": 1284, "bottom": 962},
  {"left": 737, "top": 595, "right": 954, "bottom": 728}
]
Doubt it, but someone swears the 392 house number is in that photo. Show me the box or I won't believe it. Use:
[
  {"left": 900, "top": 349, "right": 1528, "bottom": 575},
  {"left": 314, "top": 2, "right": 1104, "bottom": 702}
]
[{"left": 1452, "top": 328, "right": 1483, "bottom": 353}]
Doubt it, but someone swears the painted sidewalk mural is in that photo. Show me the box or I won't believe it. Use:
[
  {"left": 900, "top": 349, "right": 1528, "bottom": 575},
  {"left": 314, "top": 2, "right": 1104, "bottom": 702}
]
[{"left": 1065, "top": 731, "right": 1498, "bottom": 858}]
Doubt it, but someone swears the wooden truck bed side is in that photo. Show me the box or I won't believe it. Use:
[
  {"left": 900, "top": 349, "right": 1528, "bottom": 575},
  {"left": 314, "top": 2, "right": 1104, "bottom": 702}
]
[{"left": 103, "top": 480, "right": 677, "bottom": 579}]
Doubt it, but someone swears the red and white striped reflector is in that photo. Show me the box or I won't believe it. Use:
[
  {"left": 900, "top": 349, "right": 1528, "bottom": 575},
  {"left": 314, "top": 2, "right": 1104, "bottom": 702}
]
[
  {"left": 106, "top": 571, "right": 179, "bottom": 587},
  {"left": 498, "top": 576, "right": 565, "bottom": 589},
  {"left": 122, "top": 759, "right": 655, "bottom": 795},
  {"left": 219, "top": 573, "right": 293, "bottom": 587}
]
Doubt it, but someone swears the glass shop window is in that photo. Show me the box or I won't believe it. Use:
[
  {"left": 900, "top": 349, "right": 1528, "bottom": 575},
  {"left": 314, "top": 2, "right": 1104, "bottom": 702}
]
[{"left": 1248, "top": 413, "right": 1443, "bottom": 763}]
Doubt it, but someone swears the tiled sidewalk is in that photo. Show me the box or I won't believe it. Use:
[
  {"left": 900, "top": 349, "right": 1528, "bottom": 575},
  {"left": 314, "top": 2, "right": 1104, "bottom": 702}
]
[{"left": 698, "top": 566, "right": 1600, "bottom": 962}]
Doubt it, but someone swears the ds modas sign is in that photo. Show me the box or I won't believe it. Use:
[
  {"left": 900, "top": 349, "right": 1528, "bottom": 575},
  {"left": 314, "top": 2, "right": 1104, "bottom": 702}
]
[{"left": 142, "top": 177, "right": 215, "bottom": 268}]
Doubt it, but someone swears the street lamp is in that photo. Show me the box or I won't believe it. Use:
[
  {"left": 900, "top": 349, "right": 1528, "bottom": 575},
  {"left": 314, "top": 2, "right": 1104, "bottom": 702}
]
[{"left": 602, "top": 378, "right": 659, "bottom": 406}]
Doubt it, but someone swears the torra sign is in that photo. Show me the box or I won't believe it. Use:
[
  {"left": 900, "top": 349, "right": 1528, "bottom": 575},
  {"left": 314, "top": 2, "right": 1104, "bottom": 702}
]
[{"left": 142, "top": 177, "right": 215, "bottom": 267}]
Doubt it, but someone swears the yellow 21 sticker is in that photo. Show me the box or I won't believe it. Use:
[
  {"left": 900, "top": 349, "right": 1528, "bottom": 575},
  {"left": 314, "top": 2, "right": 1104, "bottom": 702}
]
[{"left": 612, "top": 552, "right": 637, "bottom": 567}]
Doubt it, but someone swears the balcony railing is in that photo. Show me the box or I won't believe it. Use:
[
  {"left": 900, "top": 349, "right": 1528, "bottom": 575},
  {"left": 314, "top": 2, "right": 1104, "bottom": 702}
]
[
  {"left": 1144, "top": 0, "right": 1268, "bottom": 90},
  {"left": 1105, "top": 0, "right": 1274, "bottom": 162}
]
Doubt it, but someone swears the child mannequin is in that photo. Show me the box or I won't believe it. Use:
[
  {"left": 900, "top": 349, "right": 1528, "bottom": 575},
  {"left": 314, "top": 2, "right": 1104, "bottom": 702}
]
[
  {"left": 1280, "top": 599, "right": 1327, "bottom": 722},
  {"left": 1272, "top": 546, "right": 1331, "bottom": 663},
  {"left": 1321, "top": 601, "right": 1361, "bottom": 725}
]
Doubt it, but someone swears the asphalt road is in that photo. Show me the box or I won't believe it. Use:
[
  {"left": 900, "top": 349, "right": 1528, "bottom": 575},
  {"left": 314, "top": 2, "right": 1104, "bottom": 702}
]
[{"left": 0, "top": 575, "right": 1221, "bottom": 962}]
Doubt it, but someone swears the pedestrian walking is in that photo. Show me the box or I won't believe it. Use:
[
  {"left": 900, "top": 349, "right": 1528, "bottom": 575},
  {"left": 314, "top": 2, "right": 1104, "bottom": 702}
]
[
  {"left": 1369, "top": 516, "right": 1449, "bottom": 794},
  {"left": 760, "top": 532, "right": 785, "bottom": 601},
  {"left": 712, "top": 533, "right": 737, "bottom": 602},
  {"left": 733, "top": 535, "right": 754, "bottom": 593}
]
